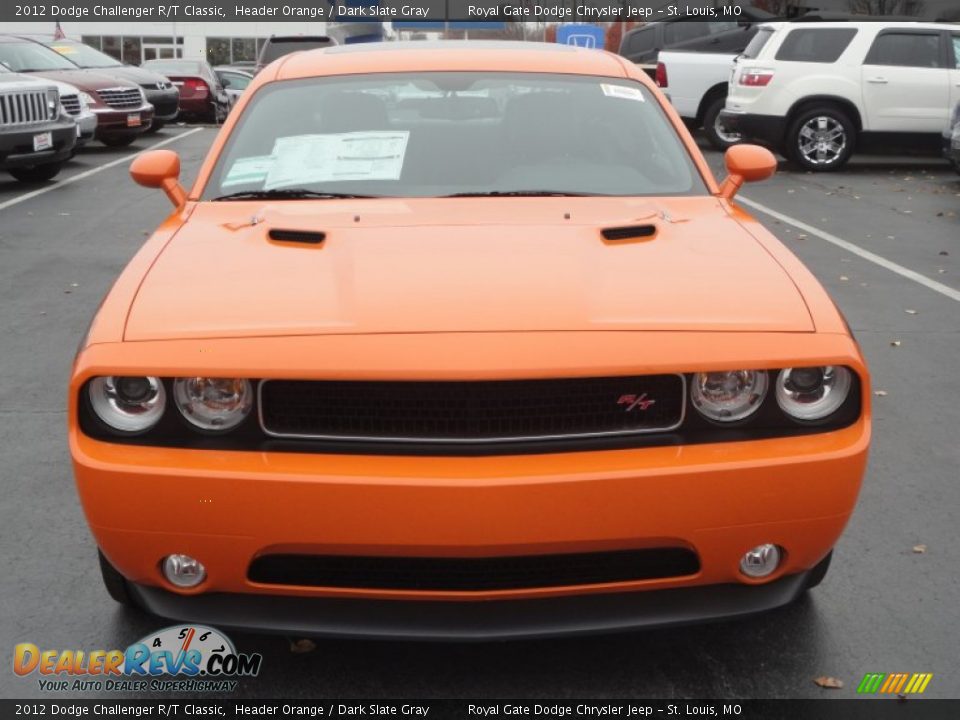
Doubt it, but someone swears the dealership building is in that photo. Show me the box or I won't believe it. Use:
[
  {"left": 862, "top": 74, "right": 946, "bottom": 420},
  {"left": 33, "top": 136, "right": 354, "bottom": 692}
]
[{"left": 7, "top": 21, "right": 384, "bottom": 66}]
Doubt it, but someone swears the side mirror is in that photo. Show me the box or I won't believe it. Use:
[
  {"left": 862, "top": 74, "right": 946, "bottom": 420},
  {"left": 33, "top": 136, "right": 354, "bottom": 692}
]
[
  {"left": 130, "top": 149, "right": 187, "bottom": 208},
  {"left": 719, "top": 144, "right": 777, "bottom": 200}
]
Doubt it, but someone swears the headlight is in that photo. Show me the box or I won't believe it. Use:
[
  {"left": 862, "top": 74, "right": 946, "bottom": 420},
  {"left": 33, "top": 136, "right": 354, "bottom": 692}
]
[
  {"left": 139, "top": 86, "right": 147, "bottom": 104},
  {"left": 78, "top": 92, "right": 94, "bottom": 109},
  {"left": 88, "top": 376, "right": 166, "bottom": 434},
  {"left": 775, "top": 366, "right": 852, "bottom": 421},
  {"left": 46, "top": 88, "right": 58, "bottom": 113},
  {"left": 691, "top": 370, "right": 768, "bottom": 423},
  {"left": 173, "top": 378, "right": 253, "bottom": 432}
]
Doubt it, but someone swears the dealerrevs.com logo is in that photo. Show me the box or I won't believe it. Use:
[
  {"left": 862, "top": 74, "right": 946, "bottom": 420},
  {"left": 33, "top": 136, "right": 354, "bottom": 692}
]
[{"left": 13, "top": 625, "right": 262, "bottom": 693}]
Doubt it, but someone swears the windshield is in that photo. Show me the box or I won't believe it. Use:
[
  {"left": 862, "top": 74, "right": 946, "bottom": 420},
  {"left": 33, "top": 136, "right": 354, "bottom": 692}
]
[
  {"left": 204, "top": 72, "right": 705, "bottom": 200},
  {"left": 46, "top": 41, "right": 121, "bottom": 68},
  {"left": 0, "top": 42, "right": 78, "bottom": 72}
]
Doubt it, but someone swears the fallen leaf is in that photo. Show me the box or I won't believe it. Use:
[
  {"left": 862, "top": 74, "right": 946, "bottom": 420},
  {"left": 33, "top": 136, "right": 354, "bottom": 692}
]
[
  {"left": 913, "top": 544, "right": 927, "bottom": 554},
  {"left": 937, "top": 212, "right": 944, "bottom": 217},
  {"left": 814, "top": 676, "right": 844, "bottom": 689},
  {"left": 902, "top": 210, "right": 912, "bottom": 214},
  {"left": 887, "top": 236, "right": 896, "bottom": 240},
  {"left": 289, "top": 638, "right": 317, "bottom": 654},
  {"left": 840, "top": 276, "right": 849, "bottom": 281},
  {"left": 874, "top": 390, "right": 888, "bottom": 397},
  {"left": 938, "top": 269, "right": 947, "bottom": 274},
  {"left": 939, "top": 251, "right": 949, "bottom": 256},
  {"left": 70, "top": 283, "right": 78, "bottom": 288},
  {"left": 890, "top": 341, "right": 901, "bottom": 347},
  {"left": 904, "top": 309, "right": 918, "bottom": 315}
]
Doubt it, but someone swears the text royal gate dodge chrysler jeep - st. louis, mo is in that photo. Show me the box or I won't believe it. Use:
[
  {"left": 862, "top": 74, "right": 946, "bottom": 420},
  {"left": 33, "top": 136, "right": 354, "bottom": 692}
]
[{"left": 69, "top": 42, "right": 871, "bottom": 640}]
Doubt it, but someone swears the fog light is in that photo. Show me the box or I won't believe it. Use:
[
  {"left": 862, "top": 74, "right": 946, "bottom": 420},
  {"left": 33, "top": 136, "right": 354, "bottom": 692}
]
[
  {"left": 740, "top": 544, "right": 781, "bottom": 578},
  {"left": 162, "top": 554, "right": 206, "bottom": 588}
]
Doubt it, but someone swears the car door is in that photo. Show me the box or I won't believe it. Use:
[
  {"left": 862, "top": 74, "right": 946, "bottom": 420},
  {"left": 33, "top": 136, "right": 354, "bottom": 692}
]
[{"left": 861, "top": 29, "right": 950, "bottom": 133}]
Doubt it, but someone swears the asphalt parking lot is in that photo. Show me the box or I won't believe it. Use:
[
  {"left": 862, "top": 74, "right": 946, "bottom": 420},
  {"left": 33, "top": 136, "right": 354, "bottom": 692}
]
[{"left": 1, "top": 127, "right": 958, "bottom": 700}]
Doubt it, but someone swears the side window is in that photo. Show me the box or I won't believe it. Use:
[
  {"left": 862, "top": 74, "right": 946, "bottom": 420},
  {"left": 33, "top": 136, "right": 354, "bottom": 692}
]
[
  {"left": 627, "top": 29, "right": 655, "bottom": 55},
  {"left": 865, "top": 32, "right": 943, "bottom": 69},
  {"left": 664, "top": 22, "right": 712, "bottom": 46},
  {"left": 952, "top": 35, "right": 960, "bottom": 68},
  {"left": 742, "top": 27, "right": 774, "bottom": 60},
  {"left": 775, "top": 28, "right": 858, "bottom": 63}
]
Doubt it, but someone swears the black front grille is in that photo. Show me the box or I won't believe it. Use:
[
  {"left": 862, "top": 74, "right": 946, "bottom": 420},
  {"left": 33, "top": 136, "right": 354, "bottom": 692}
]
[
  {"left": 60, "top": 94, "right": 81, "bottom": 116},
  {"left": 259, "top": 375, "right": 685, "bottom": 444},
  {"left": 249, "top": 549, "right": 700, "bottom": 591}
]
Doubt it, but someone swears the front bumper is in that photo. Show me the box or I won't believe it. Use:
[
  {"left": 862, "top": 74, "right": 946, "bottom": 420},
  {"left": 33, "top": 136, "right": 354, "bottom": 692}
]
[
  {"left": 92, "top": 103, "right": 154, "bottom": 138},
  {"left": 128, "top": 569, "right": 818, "bottom": 640},
  {"left": 71, "top": 331, "right": 869, "bottom": 638},
  {"left": 0, "top": 118, "right": 76, "bottom": 169},
  {"left": 144, "top": 88, "right": 179, "bottom": 122},
  {"left": 720, "top": 110, "right": 787, "bottom": 151}
]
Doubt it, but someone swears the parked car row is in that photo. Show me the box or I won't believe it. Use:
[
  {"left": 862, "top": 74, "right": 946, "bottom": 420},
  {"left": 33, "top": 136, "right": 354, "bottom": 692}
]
[
  {"left": 0, "top": 34, "right": 260, "bottom": 184},
  {"left": 647, "top": 20, "right": 960, "bottom": 172}
]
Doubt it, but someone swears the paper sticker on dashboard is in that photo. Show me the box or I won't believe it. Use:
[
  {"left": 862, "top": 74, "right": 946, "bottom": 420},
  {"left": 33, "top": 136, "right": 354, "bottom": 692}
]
[
  {"left": 601, "top": 84, "right": 645, "bottom": 102},
  {"left": 222, "top": 155, "right": 275, "bottom": 187},
  {"left": 265, "top": 131, "right": 410, "bottom": 189}
]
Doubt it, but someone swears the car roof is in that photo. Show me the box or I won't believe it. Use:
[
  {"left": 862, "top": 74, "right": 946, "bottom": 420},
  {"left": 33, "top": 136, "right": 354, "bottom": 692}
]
[
  {"left": 757, "top": 20, "right": 952, "bottom": 31},
  {"left": 273, "top": 41, "right": 629, "bottom": 81}
]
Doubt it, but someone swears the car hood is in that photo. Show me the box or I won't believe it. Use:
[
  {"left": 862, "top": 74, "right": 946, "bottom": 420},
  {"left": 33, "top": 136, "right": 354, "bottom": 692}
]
[
  {"left": 0, "top": 72, "right": 56, "bottom": 90},
  {"left": 24, "top": 68, "right": 138, "bottom": 91},
  {"left": 92, "top": 64, "right": 171, "bottom": 88},
  {"left": 125, "top": 197, "right": 814, "bottom": 341}
]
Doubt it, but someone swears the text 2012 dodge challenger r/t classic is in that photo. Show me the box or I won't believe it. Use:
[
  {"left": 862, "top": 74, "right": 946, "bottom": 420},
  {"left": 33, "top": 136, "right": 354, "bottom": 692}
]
[{"left": 69, "top": 42, "right": 870, "bottom": 639}]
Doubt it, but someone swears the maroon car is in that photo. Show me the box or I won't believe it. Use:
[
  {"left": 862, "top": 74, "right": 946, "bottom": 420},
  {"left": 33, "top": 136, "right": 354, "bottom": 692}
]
[
  {"left": 0, "top": 36, "right": 153, "bottom": 146},
  {"left": 141, "top": 59, "right": 230, "bottom": 124}
]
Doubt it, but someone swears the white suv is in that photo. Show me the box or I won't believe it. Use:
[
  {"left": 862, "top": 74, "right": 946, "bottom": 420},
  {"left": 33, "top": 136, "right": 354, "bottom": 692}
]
[{"left": 721, "top": 22, "right": 960, "bottom": 171}]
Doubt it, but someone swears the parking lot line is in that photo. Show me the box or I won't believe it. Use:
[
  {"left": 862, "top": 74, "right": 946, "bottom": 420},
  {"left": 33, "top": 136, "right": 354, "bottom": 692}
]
[
  {"left": 739, "top": 195, "right": 960, "bottom": 304},
  {"left": 0, "top": 128, "right": 205, "bottom": 213}
]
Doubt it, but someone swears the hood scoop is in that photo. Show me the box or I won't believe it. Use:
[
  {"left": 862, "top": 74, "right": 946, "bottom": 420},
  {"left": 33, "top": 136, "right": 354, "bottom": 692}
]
[
  {"left": 268, "top": 228, "right": 326, "bottom": 245},
  {"left": 601, "top": 224, "right": 657, "bottom": 243}
]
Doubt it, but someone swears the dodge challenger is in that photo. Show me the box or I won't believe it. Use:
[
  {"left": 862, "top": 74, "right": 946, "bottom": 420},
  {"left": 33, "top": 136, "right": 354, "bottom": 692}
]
[{"left": 69, "top": 42, "right": 870, "bottom": 639}]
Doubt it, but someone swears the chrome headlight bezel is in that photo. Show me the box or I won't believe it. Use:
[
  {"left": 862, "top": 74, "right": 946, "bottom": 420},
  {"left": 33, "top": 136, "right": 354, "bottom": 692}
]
[
  {"left": 172, "top": 377, "right": 254, "bottom": 433},
  {"left": 87, "top": 376, "right": 166, "bottom": 435},
  {"left": 775, "top": 366, "right": 853, "bottom": 423},
  {"left": 690, "top": 370, "right": 769, "bottom": 424}
]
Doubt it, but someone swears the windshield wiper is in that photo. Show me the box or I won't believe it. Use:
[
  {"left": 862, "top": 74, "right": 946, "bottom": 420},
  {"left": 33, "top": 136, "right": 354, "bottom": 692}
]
[
  {"left": 212, "top": 189, "right": 380, "bottom": 201},
  {"left": 442, "top": 190, "right": 604, "bottom": 198}
]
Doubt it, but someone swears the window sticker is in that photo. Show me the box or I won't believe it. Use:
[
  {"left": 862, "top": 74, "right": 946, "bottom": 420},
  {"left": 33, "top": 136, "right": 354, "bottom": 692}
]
[
  {"left": 222, "top": 155, "right": 275, "bottom": 187},
  {"left": 600, "top": 84, "right": 645, "bottom": 102},
  {"left": 264, "top": 131, "right": 410, "bottom": 190}
]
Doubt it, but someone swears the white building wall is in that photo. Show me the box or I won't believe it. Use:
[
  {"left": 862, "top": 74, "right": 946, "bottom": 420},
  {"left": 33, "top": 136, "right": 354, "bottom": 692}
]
[{"left": 10, "top": 21, "right": 328, "bottom": 61}]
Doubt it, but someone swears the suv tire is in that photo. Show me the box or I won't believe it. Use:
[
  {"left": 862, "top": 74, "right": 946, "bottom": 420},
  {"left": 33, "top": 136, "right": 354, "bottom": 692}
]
[
  {"left": 8, "top": 161, "right": 64, "bottom": 183},
  {"left": 98, "top": 550, "right": 138, "bottom": 607},
  {"left": 787, "top": 106, "right": 855, "bottom": 172},
  {"left": 803, "top": 550, "right": 833, "bottom": 591},
  {"left": 702, "top": 96, "right": 741, "bottom": 151}
]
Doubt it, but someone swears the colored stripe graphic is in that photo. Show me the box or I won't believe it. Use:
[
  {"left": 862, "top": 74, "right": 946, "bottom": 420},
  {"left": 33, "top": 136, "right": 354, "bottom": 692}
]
[{"left": 857, "top": 673, "right": 933, "bottom": 694}]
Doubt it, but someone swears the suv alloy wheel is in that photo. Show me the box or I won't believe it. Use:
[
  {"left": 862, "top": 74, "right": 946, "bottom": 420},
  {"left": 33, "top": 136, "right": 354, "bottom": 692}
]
[{"left": 788, "top": 106, "right": 856, "bottom": 172}]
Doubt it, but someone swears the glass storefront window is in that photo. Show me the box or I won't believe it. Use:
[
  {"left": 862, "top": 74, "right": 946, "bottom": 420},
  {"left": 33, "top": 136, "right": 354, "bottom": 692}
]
[
  {"left": 80, "top": 36, "right": 101, "bottom": 51},
  {"left": 101, "top": 35, "right": 121, "bottom": 62},
  {"left": 122, "top": 37, "right": 142, "bottom": 65},
  {"left": 232, "top": 37, "right": 257, "bottom": 62},
  {"left": 207, "top": 37, "right": 231, "bottom": 66}
]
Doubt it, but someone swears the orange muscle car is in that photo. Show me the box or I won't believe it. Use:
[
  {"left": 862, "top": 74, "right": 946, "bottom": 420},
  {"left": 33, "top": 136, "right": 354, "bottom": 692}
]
[{"left": 69, "top": 42, "right": 870, "bottom": 639}]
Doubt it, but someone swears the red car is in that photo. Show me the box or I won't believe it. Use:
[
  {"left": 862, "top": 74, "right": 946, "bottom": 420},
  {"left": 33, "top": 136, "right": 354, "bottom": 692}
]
[{"left": 141, "top": 59, "right": 230, "bottom": 124}]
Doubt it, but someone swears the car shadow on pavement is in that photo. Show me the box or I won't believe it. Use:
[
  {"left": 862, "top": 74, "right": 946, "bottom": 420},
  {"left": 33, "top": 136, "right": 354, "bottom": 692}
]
[{"left": 90, "top": 592, "right": 833, "bottom": 698}]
